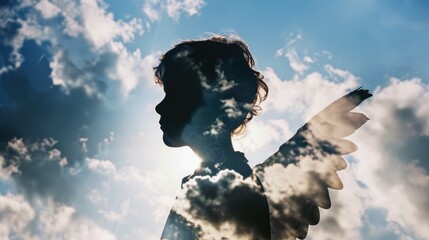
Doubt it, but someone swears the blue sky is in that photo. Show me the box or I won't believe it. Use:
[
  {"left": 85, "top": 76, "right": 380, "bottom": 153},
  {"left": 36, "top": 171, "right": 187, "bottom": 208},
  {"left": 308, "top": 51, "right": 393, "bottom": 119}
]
[{"left": 0, "top": 0, "right": 429, "bottom": 239}]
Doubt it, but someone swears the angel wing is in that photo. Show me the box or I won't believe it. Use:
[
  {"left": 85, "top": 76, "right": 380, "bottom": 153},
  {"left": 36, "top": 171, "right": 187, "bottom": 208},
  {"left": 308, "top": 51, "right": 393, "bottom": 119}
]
[{"left": 253, "top": 88, "right": 372, "bottom": 240}]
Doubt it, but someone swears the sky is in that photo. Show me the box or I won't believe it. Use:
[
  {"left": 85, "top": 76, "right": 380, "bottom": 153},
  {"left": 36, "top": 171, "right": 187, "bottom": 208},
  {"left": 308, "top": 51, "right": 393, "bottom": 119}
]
[{"left": 0, "top": 0, "right": 429, "bottom": 239}]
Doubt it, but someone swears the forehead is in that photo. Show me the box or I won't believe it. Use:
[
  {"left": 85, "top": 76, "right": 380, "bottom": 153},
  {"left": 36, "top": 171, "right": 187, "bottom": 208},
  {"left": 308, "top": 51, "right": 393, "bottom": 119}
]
[{"left": 160, "top": 66, "right": 203, "bottom": 95}]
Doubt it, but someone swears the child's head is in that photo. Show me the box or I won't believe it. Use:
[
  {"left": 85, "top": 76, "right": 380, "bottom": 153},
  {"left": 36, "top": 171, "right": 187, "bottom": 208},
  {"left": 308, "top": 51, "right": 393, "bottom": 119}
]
[{"left": 155, "top": 35, "right": 268, "bottom": 147}]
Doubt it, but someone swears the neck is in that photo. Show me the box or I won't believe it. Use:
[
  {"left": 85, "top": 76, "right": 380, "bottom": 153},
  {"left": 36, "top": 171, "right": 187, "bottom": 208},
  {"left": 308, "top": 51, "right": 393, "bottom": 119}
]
[
  {"left": 187, "top": 133, "right": 253, "bottom": 179},
  {"left": 189, "top": 133, "right": 235, "bottom": 166}
]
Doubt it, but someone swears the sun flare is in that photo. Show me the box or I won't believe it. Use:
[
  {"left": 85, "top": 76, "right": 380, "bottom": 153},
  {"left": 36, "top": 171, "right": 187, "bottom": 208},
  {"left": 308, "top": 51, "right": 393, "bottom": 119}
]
[{"left": 178, "top": 147, "right": 202, "bottom": 172}]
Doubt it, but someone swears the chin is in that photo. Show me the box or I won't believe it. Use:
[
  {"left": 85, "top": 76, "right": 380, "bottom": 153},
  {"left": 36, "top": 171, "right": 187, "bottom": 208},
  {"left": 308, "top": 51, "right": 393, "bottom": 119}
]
[{"left": 162, "top": 134, "right": 186, "bottom": 148}]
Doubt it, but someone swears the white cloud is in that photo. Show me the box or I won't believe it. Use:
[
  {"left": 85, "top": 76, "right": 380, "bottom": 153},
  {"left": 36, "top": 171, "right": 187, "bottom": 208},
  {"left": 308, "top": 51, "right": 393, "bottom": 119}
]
[
  {"left": 351, "top": 78, "right": 429, "bottom": 239},
  {"left": 0, "top": 156, "right": 20, "bottom": 180},
  {"left": 0, "top": 194, "right": 36, "bottom": 240},
  {"left": 88, "top": 188, "right": 107, "bottom": 204},
  {"left": 98, "top": 198, "right": 130, "bottom": 223},
  {"left": 233, "top": 119, "right": 293, "bottom": 154},
  {"left": 285, "top": 48, "right": 310, "bottom": 74},
  {"left": 165, "top": 0, "right": 205, "bottom": 21},
  {"left": 2, "top": 0, "right": 149, "bottom": 98},
  {"left": 7, "top": 138, "right": 30, "bottom": 161},
  {"left": 99, "top": 209, "right": 123, "bottom": 222},
  {"left": 142, "top": 0, "right": 205, "bottom": 22},
  {"left": 40, "top": 201, "right": 116, "bottom": 240},
  {"left": 325, "top": 64, "right": 358, "bottom": 83},
  {"left": 261, "top": 67, "right": 359, "bottom": 120},
  {"left": 87, "top": 158, "right": 117, "bottom": 175},
  {"left": 107, "top": 43, "right": 160, "bottom": 97},
  {"left": 143, "top": 0, "right": 161, "bottom": 22},
  {"left": 266, "top": 76, "right": 429, "bottom": 239},
  {"left": 86, "top": 158, "right": 163, "bottom": 185},
  {"left": 80, "top": 0, "right": 143, "bottom": 49},
  {"left": 40, "top": 202, "right": 75, "bottom": 236},
  {"left": 35, "top": 0, "right": 61, "bottom": 19},
  {"left": 276, "top": 33, "right": 314, "bottom": 75}
]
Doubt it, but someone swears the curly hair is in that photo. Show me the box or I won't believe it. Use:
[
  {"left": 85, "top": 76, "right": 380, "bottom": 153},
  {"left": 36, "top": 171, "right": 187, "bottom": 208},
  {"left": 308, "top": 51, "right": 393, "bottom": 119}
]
[{"left": 154, "top": 35, "right": 268, "bottom": 135}]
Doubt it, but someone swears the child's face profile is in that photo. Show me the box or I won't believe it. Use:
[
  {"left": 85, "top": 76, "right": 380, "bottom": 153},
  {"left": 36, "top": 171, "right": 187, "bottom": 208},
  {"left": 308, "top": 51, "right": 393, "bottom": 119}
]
[
  {"left": 155, "top": 64, "right": 237, "bottom": 147},
  {"left": 155, "top": 65, "right": 207, "bottom": 147}
]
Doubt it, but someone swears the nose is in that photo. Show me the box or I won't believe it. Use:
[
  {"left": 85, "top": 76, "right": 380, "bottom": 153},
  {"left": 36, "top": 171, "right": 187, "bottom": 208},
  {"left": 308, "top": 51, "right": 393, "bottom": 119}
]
[
  {"left": 155, "top": 98, "right": 165, "bottom": 115},
  {"left": 155, "top": 103, "right": 161, "bottom": 115}
]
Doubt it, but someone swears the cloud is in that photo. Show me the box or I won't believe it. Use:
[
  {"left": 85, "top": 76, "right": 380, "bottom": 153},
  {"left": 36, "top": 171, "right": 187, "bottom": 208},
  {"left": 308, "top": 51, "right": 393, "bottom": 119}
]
[
  {"left": 306, "top": 169, "right": 367, "bottom": 240},
  {"left": 0, "top": 194, "right": 36, "bottom": 240},
  {"left": 165, "top": 0, "right": 205, "bottom": 21},
  {"left": 279, "top": 76, "right": 429, "bottom": 240},
  {"left": 170, "top": 169, "right": 270, "bottom": 239},
  {"left": 233, "top": 118, "right": 293, "bottom": 154},
  {"left": 86, "top": 158, "right": 165, "bottom": 186},
  {"left": 0, "top": 0, "right": 159, "bottom": 207},
  {"left": 1, "top": 0, "right": 147, "bottom": 98},
  {"left": 351, "top": 78, "right": 429, "bottom": 239},
  {"left": 0, "top": 138, "right": 76, "bottom": 201},
  {"left": 142, "top": 0, "right": 205, "bottom": 22},
  {"left": 143, "top": 0, "right": 161, "bottom": 22},
  {"left": 39, "top": 201, "right": 116, "bottom": 240},
  {"left": 35, "top": 0, "right": 61, "bottom": 19},
  {"left": 275, "top": 33, "right": 315, "bottom": 75},
  {"left": 242, "top": 55, "right": 372, "bottom": 239},
  {"left": 0, "top": 155, "right": 20, "bottom": 180},
  {"left": 87, "top": 158, "right": 117, "bottom": 176},
  {"left": 261, "top": 66, "right": 359, "bottom": 120},
  {"left": 0, "top": 0, "right": 159, "bottom": 193}
]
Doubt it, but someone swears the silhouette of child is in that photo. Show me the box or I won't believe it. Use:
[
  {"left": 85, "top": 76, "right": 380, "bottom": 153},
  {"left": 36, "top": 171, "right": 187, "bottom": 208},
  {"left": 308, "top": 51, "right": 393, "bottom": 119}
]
[{"left": 155, "top": 36, "right": 271, "bottom": 239}]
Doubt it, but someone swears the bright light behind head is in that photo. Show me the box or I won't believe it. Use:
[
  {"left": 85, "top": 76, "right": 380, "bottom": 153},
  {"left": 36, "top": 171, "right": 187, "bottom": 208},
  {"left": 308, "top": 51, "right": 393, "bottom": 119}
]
[{"left": 178, "top": 147, "right": 202, "bottom": 172}]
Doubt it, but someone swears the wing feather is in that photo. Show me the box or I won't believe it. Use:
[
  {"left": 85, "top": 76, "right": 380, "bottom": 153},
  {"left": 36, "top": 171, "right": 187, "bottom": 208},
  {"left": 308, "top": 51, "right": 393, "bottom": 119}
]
[{"left": 254, "top": 88, "right": 372, "bottom": 239}]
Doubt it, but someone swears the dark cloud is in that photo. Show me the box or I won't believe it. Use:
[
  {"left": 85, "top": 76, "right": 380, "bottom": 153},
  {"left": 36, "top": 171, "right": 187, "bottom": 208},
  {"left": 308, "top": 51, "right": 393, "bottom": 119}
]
[
  {"left": 387, "top": 107, "right": 429, "bottom": 171},
  {"left": 0, "top": 69, "right": 106, "bottom": 159},
  {"left": 171, "top": 170, "right": 270, "bottom": 239},
  {"left": 1, "top": 138, "right": 75, "bottom": 202}
]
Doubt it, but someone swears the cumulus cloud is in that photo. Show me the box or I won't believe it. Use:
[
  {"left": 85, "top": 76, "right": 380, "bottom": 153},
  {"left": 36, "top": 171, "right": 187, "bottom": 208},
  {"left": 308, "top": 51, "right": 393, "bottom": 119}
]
[
  {"left": 35, "top": 0, "right": 61, "bottom": 19},
  {"left": 39, "top": 201, "right": 116, "bottom": 240},
  {"left": 0, "top": 138, "right": 75, "bottom": 201},
  {"left": 261, "top": 66, "right": 359, "bottom": 120},
  {"left": 0, "top": 0, "right": 149, "bottom": 98},
  {"left": 0, "top": 0, "right": 160, "bottom": 208},
  {"left": 0, "top": 194, "right": 36, "bottom": 240},
  {"left": 168, "top": 170, "right": 269, "bottom": 239},
  {"left": 253, "top": 87, "right": 370, "bottom": 239},
  {"left": 351, "top": 78, "right": 429, "bottom": 239},
  {"left": 278, "top": 77, "right": 429, "bottom": 240}
]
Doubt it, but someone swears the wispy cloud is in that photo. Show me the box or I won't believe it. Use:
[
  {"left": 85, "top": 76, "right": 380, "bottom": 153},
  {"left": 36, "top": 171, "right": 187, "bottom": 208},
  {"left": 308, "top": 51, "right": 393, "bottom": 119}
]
[
  {"left": 143, "top": 0, "right": 205, "bottom": 23},
  {"left": 276, "top": 33, "right": 315, "bottom": 75}
]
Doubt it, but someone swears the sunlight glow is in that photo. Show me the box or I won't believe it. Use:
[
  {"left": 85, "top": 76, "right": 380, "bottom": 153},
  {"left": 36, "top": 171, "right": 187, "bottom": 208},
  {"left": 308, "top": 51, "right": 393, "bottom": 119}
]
[{"left": 178, "top": 147, "right": 202, "bottom": 172}]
